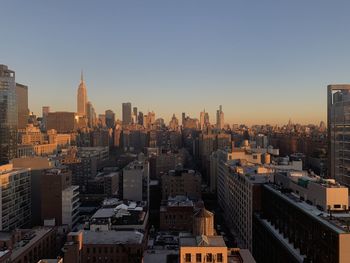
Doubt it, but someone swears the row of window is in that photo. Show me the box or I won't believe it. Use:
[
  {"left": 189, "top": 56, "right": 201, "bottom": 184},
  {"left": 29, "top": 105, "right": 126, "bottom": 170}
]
[{"left": 185, "top": 253, "right": 223, "bottom": 262}]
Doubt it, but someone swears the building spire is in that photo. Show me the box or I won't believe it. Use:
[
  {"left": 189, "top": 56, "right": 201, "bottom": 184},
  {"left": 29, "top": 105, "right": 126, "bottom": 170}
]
[{"left": 81, "top": 70, "right": 84, "bottom": 83}]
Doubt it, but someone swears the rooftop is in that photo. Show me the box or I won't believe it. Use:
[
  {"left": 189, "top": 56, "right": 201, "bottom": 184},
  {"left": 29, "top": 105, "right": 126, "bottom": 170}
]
[
  {"left": 266, "top": 184, "right": 350, "bottom": 234},
  {"left": 166, "top": 196, "right": 194, "bottom": 207},
  {"left": 227, "top": 162, "right": 274, "bottom": 184},
  {"left": 90, "top": 200, "right": 147, "bottom": 226},
  {"left": 10, "top": 227, "right": 54, "bottom": 260},
  {"left": 180, "top": 235, "right": 226, "bottom": 247},
  {"left": 82, "top": 230, "right": 144, "bottom": 245}
]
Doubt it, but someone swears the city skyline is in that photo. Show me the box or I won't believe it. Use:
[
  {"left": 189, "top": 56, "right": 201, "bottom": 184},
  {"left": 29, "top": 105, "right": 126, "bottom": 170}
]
[
  {"left": 4, "top": 68, "right": 328, "bottom": 126},
  {"left": 3, "top": 1, "right": 350, "bottom": 124}
]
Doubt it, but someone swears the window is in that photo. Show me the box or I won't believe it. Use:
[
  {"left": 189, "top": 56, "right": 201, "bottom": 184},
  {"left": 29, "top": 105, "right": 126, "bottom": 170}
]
[
  {"left": 196, "top": 253, "right": 202, "bottom": 262},
  {"left": 206, "top": 253, "right": 213, "bottom": 262},
  {"left": 185, "top": 253, "right": 191, "bottom": 262},
  {"left": 217, "top": 253, "right": 223, "bottom": 262},
  {"left": 334, "top": 204, "right": 341, "bottom": 208}
]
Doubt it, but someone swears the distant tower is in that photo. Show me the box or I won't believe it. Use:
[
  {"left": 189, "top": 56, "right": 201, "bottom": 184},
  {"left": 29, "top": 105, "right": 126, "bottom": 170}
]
[
  {"left": 200, "top": 109, "right": 210, "bottom": 130},
  {"left": 105, "top": 109, "right": 116, "bottom": 128},
  {"left": 77, "top": 71, "right": 87, "bottom": 116},
  {"left": 42, "top": 106, "right": 50, "bottom": 131},
  {"left": 182, "top": 112, "right": 186, "bottom": 126},
  {"left": 216, "top": 105, "right": 224, "bottom": 130},
  {"left": 122, "top": 102, "right": 132, "bottom": 125}
]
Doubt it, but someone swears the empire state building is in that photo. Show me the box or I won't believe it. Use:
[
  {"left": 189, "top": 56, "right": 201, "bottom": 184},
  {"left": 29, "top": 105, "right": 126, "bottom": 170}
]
[{"left": 77, "top": 71, "right": 87, "bottom": 116}]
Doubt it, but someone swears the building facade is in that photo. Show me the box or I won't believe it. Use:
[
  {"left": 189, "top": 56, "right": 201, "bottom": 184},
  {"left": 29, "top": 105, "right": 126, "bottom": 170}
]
[
  {"left": 0, "top": 164, "right": 31, "bottom": 231},
  {"left": 161, "top": 169, "right": 202, "bottom": 201},
  {"left": 0, "top": 65, "right": 17, "bottom": 164},
  {"left": 123, "top": 160, "right": 150, "bottom": 202},
  {"left": 15, "top": 83, "right": 28, "bottom": 129},
  {"left": 122, "top": 102, "right": 132, "bottom": 125},
  {"left": 327, "top": 84, "right": 350, "bottom": 186}
]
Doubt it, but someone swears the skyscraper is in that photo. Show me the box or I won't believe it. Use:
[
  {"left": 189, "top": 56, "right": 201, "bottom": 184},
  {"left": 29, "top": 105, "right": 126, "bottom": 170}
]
[
  {"left": 0, "top": 65, "right": 17, "bottom": 164},
  {"left": 138, "top": 111, "right": 144, "bottom": 126},
  {"left": 216, "top": 105, "right": 224, "bottom": 130},
  {"left": 77, "top": 71, "right": 87, "bottom": 116},
  {"left": 122, "top": 102, "right": 132, "bottom": 125},
  {"left": 86, "top": 101, "right": 96, "bottom": 128},
  {"left": 200, "top": 110, "right": 210, "bottom": 130},
  {"left": 16, "top": 83, "right": 29, "bottom": 129},
  {"left": 105, "top": 109, "right": 115, "bottom": 128},
  {"left": 133, "top": 107, "right": 138, "bottom": 124},
  {"left": 182, "top": 112, "right": 186, "bottom": 126},
  {"left": 42, "top": 106, "right": 50, "bottom": 131},
  {"left": 327, "top": 84, "right": 350, "bottom": 186}
]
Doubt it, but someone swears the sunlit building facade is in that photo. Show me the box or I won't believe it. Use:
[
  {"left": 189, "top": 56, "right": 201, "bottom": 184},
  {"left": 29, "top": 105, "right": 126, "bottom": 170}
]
[
  {"left": 327, "top": 84, "right": 350, "bottom": 186},
  {"left": 0, "top": 65, "right": 17, "bottom": 164}
]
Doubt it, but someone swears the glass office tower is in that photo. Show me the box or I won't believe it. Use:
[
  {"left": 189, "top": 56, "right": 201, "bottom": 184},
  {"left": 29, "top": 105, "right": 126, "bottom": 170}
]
[
  {"left": 328, "top": 84, "right": 350, "bottom": 186},
  {"left": 0, "top": 65, "right": 17, "bottom": 164}
]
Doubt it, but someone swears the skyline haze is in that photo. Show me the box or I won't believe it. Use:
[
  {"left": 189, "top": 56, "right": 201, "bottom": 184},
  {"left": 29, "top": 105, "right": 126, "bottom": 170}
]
[{"left": 2, "top": 1, "right": 349, "bottom": 124}]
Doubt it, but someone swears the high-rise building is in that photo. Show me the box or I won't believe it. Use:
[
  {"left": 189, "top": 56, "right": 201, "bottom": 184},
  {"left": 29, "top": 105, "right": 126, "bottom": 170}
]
[
  {"left": 40, "top": 167, "right": 80, "bottom": 228},
  {"left": 143, "top": 111, "right": 156, "bottom": 129},
  {"left": 253, "top": 177, "right": 350, "bottom": 263},
  {"left": 98, "top": 114, "right": 106, "bottom": 127},
  {"left": 216, "top": 105, "right": 224, "bottom": 130},
  {"left": 133, "top": 107, "right": 138, "bottom": 124},
  {"left": 0, "top": 65, "right": 17, "bottom": 164},
  {"left": 123, "top": 160, "right": 150, "bottom": 202},
  {"left": 138, "top": 111, "right": 144, "bottom": 126},
  {"left": 169, "top": 114, "right": 179, "bottom": 131},
  {"left": 11, "top": 156, "right": 55, "bottom": 226},
  {"left": 15, "top": 83, "right": 28, "bottom": 129},
  {"left": 327, "top": 84, "right": 350, "bottom": 186},
  {"left": 200, "top": 110, "right": 205, "bottom": 130},
  {"left": 47, "top": 112, "right": 77, "bottom": 133},
  {"left": 122, "top": 102, "right": 132, "bottom": 125},
  {"left": 0, "top": 164, "right": 31, "bottom": 231},
  {"left": 42, "top": 106, "right": 50, "bottom": 131},
  {"left": 77, "top": 71, "right": 87, "bottom": 116},
  {"left": 200, "top": 110, "right": 210, "bottom": 130},
  {"left": 105, "top": 109, "right": 115, "bottom": 128},
  {"left": 86, "top": 101, "right": 96, "bottom": 128}
]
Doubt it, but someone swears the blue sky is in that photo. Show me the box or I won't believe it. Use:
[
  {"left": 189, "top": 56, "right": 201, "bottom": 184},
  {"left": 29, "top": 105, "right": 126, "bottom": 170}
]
[{"left": 1, "top": 0, "right": 350, "bottom": 125}]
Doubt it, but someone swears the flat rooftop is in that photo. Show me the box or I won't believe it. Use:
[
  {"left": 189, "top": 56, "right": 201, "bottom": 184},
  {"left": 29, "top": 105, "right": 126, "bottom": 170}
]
[
  {"left": 166, "top": 196, "right": 194, "bottom": 207},
  {"left": 266, "top": 184, "right": 350, "bottom": 234},
  {"left": 83, "top": 230, "right": 143, "bottom": 245},
  {"left": 11, "top": 227, "right": 54, "bottom": 260},
  {"left": 180, "top": 235, "right": 226, "bottom": 247},
  {"left": 143, "top": 249, "right": 178, "bottom": 263}
]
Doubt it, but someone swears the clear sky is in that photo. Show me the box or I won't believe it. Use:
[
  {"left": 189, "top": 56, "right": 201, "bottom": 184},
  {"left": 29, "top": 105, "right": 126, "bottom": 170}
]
[{"left": 1, "top": 0, "right": 350, "bottom": 125}]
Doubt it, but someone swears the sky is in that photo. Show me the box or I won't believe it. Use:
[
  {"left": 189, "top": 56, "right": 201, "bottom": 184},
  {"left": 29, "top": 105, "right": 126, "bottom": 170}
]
[{"left": 1, "top": 0, "right": 350, "bottom": 125}]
